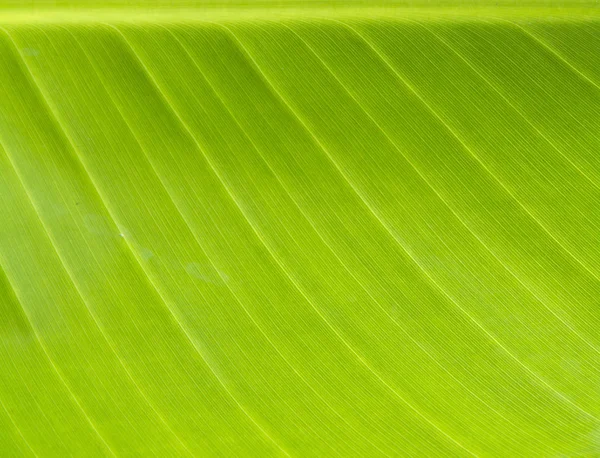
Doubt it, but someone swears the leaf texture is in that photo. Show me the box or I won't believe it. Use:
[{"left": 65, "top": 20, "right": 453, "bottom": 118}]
[{"left": 0, "top": 4, "right": 599, "bottom": 456}]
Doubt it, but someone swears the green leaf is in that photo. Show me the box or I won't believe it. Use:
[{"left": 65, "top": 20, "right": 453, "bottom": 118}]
[{"left": 0, "top": 4, "right": 599, "bottom": 456}]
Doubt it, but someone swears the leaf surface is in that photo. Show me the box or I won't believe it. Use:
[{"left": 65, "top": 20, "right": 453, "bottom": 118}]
[{"left": 0, "top": 3, "right": 599, "bottom": 456}]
